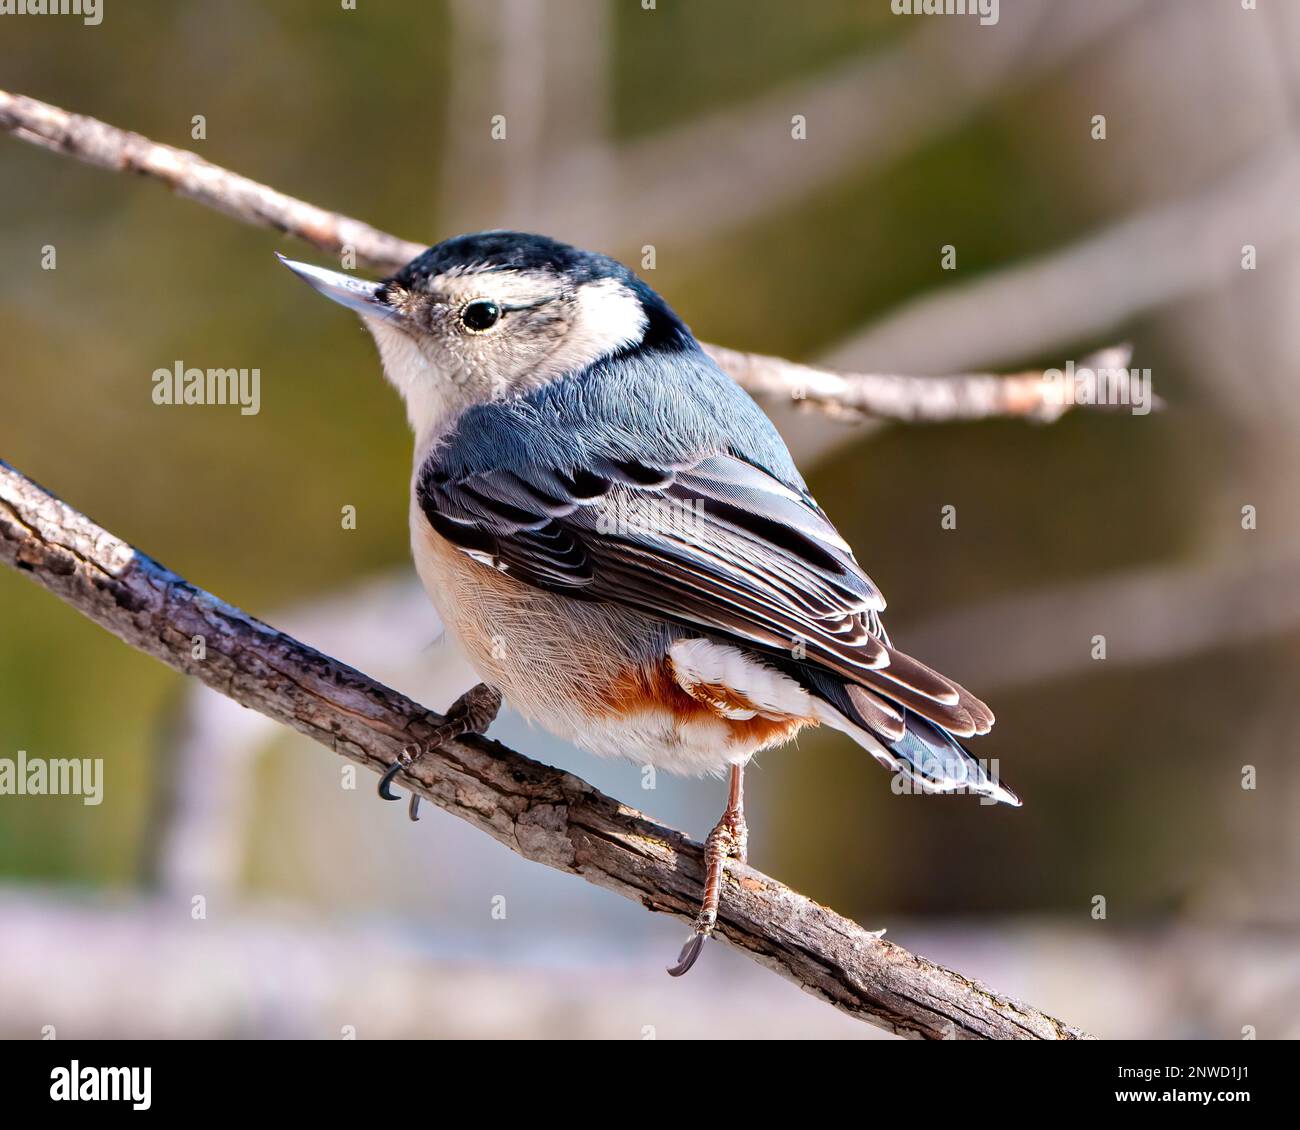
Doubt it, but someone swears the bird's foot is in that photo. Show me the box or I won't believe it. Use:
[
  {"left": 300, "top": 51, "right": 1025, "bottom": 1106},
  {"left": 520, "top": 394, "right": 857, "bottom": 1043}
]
[
  {"left": 667, "top": 805, "right": 748, "bottom": 977},
  {"left": 378, "top": 683, "right": 502, "bottom": 821},
  {"left": 722, "top": 806, "right": 748, "bottom": 866}
]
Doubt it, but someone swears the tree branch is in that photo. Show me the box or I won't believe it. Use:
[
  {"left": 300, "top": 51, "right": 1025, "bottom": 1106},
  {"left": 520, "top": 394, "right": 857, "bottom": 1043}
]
[
  {"left": 0, "top": 459, "right": 1092, "bottom": 1040},
  {"left": 0, "top": 88, "right": 1134, "bottom": 424},
  {"left": 703, "top": 341, "right": 1136, "bottom": 423}
]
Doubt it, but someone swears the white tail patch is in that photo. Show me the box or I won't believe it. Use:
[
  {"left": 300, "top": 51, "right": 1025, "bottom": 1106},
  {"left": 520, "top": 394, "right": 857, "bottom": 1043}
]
[{"left": 668, "top": 639, "right": 812, "bottom": 720}]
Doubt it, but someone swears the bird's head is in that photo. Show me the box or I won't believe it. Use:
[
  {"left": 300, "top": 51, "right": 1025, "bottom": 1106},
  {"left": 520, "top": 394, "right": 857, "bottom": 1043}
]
[{"left": 279, "top": 231, "right": 691, "bottom": 442}]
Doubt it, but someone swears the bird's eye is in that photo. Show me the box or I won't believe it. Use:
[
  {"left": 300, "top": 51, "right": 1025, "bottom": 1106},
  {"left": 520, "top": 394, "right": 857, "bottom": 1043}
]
[{"left": 461, "top": 300, "right": 501, "bottom": 332}]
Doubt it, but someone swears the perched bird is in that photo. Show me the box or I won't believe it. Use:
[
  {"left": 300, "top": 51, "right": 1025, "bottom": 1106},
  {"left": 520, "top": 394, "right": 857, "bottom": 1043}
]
[{"left": 280, "top": 232, "right": 1019, "bottom": 975}]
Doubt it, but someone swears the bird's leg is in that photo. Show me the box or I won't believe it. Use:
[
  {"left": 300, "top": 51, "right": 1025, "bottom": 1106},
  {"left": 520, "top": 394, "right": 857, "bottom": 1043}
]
[
  {"left": 378, "top": 682, "right": 502, "bottom": 821},
  {"left": 667, "top": 762, "right": 748, "bottom": 977}
]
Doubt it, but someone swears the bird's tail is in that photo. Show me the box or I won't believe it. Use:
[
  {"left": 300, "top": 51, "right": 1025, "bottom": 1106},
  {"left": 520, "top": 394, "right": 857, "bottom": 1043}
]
[
  {"left": 886, "top": 709, "right": 1020, "bottom": 806},
  {"left": 822, "top": 699, "right": 1021, "bottom": 807},
  {"left": 796, "top": 651, "right": 1021, "bottom": 807}
]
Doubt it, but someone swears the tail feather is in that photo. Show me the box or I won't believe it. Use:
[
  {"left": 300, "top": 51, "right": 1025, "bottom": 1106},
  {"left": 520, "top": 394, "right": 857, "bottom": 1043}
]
[
  {"left": 756, "top": 644, "right": 1019, "bottom": 806},
  {"left": 883, "top": 711, "right": 1020, "bottom": 806},
  {"left": 798, "top": 664, "right": 1020, "bottom": 807}
]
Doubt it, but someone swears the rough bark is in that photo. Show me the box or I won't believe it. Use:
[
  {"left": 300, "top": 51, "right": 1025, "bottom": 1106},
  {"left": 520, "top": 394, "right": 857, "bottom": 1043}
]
[
  {"left": 0, "top": 459, "right": 1091, "bottom": 1040},
  {"left": 0, "top": 85, "right": 1103, "bottom": 1038}
]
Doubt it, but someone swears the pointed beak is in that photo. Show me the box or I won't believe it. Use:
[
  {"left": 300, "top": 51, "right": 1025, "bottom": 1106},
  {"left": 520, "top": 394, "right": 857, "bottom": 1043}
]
[{"left": 276, "top": 254, "right": 401, "bottom": 323}]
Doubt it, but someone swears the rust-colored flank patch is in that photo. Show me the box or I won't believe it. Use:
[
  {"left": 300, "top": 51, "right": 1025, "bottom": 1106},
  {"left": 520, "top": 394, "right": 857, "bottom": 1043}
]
[{"left": 605, "top": 656, "right": 817, "bottom": 750}]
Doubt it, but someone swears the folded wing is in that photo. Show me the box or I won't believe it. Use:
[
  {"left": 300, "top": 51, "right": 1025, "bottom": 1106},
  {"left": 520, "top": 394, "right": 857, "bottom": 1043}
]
[{"left": 419, "top": 447, "right": 995, "bottom": 751}]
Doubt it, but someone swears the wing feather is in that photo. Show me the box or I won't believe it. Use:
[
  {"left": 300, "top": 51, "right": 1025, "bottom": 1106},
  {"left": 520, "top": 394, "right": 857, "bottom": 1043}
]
[{"left": 417, "top": 444, "right": 991, "bottom": 738}]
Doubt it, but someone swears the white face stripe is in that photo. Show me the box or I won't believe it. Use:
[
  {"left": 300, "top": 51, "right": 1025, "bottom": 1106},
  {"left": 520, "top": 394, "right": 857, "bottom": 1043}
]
[
  {"left": 363, "top": 269, "right": 648, "bottom": 458},
  {"left": 435, "top": 266, "right": 557, "bottom": 307},
  {"left": 431, "top": 269, "right": 647, "bottom": 380},
  {"left": 535, "top": 276, "right": 648, "bottom": 381}
]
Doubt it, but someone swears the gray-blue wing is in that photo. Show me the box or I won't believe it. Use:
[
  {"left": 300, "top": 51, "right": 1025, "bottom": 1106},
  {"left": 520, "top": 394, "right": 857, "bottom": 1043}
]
[{"left": 417, "top": 447, "right": 993, "bottom": 735}]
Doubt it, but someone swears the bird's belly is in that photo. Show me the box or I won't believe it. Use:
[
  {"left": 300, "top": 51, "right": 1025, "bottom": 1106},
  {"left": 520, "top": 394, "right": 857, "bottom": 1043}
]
[{"left": 410, "top": 513, "right": 801, "bottom": 775}]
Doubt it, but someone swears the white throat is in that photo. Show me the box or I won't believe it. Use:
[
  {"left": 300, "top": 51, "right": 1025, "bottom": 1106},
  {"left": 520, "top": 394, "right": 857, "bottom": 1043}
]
[
  {"left": 363, "top": 275, "right": 648, "bottom": 461},
  {"left": 363, "top": 318, "right": 465, "bottom": 456}
]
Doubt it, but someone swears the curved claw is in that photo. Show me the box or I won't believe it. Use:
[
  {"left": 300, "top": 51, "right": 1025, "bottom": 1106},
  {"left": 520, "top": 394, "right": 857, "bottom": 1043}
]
[
  {"left": 377, "top": 759, "right": 405, "bottom": 801},
  {"left": 666, "top": 933, "right": 707, "bottom": 977}
]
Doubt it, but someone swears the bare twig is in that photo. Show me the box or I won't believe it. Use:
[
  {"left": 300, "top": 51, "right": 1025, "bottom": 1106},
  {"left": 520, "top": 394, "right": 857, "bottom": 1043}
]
[
  {"left": 0, "top": 459, "right": 1091, "bottom": 1040},
  {"left": 0, "top": 88, "right": 1130, "bottom": 424},
  {"left": 704, "top": 341, "right": 1139, "bottom": 423},
  {"left": 0, "top": 90, "right": 422, "bottom": 267}
]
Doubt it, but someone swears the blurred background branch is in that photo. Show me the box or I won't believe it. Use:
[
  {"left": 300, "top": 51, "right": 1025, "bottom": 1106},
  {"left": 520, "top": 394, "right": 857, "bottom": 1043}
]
[{"left": 0, "top": 88, "right": 1131, "bottom": 426}]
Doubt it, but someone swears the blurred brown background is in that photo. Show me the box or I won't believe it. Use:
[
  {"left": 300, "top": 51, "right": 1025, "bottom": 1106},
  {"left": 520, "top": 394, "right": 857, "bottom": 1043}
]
[{"left": 1, "top": 0, "right": 1298, "bottom": 1038}]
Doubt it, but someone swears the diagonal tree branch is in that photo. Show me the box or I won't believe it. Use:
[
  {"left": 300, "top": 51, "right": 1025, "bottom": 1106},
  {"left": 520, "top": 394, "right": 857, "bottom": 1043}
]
[
  {"left": 0, "top": 459, "right": 1092, "bottom": 1040},
  {"left": 0, "top": 86, "right": 1106, "bottom": 1036},
  {"left": 0, "top": 88, "right": 1138, "bottom": 424}
]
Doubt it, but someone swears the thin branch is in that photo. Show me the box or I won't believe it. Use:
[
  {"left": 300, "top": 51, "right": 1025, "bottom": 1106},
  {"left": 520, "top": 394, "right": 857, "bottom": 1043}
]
[
  {"left": 0, "top": 459, "right": 1092, "bottom": 1040},
  {"left": 0, "top": 89, "right": 423, "bottom": 266},
  {"left": 704, "top": 341, "right": 1137, "bottom": 423},
  {"left": 0, "top": 88, "right": 1130, "bottom": 424}
]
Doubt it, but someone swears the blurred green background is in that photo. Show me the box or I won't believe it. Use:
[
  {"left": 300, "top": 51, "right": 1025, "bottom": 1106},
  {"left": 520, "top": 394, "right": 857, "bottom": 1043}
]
[{"left": 2, "top": 0, "right": 1297, "bottom": 1038}]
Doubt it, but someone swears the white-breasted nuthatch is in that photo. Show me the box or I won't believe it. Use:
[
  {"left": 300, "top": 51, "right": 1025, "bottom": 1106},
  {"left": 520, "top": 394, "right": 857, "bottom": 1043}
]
[{"left": 280, "top": 231, "right": 1019, "bottom": 975}]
